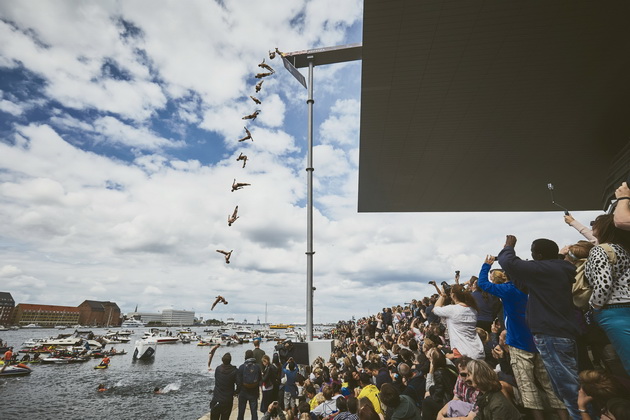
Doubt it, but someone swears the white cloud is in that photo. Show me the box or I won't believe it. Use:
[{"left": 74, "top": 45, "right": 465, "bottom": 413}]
[
  {"left": 94, "top": 116, "right": 184, "bottom": 151},
  {"left": 0, "top": 265, "right": 23, "bottom": 278},
  {"left": 0, "top": 98, "right": 23, "bottom": 116},
  {"left": 320, "top": 99, "right": 360, "bottom": 146}
]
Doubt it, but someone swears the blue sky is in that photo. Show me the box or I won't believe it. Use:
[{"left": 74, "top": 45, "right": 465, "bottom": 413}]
[{"left": 0, "top": 0, "right": 600, "bottom": 323}]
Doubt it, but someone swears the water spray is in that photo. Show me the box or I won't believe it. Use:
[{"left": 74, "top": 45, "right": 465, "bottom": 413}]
[{"left": 547, "top": 183, "right": 570, "bottom": 215}]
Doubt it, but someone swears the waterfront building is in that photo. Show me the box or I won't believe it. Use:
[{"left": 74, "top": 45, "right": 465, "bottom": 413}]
[
  {"left": 161, "top": 309, "right": 195, "bottom": 326},
  {"left": 11, "top": 303, "right": 80, "bottom": 327},
  {"left": 0, "top": 292, "right": 15, "bottom": 325},
  {"left": 78, "top": 300, "right": 122, "bottom": 327}
]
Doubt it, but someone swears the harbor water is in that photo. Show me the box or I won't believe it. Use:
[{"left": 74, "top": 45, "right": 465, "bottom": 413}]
[{"left": 1, "top": 327, "right": 281, "bottom": 419}]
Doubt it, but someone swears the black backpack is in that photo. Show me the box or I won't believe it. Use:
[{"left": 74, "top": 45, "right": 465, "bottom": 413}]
[{"left": 242, "top": 362, "right": 259, "bottom": 389}]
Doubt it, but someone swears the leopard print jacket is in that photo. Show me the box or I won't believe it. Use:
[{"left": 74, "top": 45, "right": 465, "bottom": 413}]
[{"left": 585, "top": 243, "right": 630, "bottom": 307}]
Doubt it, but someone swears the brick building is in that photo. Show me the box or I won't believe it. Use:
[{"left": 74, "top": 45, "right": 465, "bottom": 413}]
[
  {"left": 0, "top": 292, "right": 15, "bottom": 325},
  {"left": 11, "top": 303, "right": 80, "bottom": 327},
  {"left": 78, "top": 300, "right": 121, "bottom": 327}
]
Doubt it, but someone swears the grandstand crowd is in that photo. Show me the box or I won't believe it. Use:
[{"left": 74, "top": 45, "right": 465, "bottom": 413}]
[{"left": 212, "top": 182, "right": 630, "bottom": 420}]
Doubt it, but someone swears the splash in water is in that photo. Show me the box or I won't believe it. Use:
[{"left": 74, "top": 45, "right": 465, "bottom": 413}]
[{"left": 158, "top": 380, "right": 181, "bottom": 394}]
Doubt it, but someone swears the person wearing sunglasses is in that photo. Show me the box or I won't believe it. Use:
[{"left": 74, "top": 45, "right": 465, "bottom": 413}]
[{"left": 464, "top": 359, "right": 522, "bottom": 420}]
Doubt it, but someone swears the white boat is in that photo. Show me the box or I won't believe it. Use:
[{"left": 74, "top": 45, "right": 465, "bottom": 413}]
[
  {"left": 55, "top": 325, "right": 67, "bottom": 330},
  {"left": 121, "top": 319, "right": 146, "bottom": 328},
  {"left": 117, "top": 329, "right": 134, "bottom": 336},
  {"left": 22, "top": 324, "right": 41, "bottom": 329},
  {"left": 42, "top": 336, "right": 83, "bottom": 346},
  {"left": 235, "top": 326, "right": 253, "bottom": 337},
  {"left": 0, "top": 325, "right": 8, "bottom": 331},
  {"left": 284, "top": 328, "right": 306, "bottom": 341},
  {"left": 133, "top": 338, "right": 157, "bottom": 360},
  {"left": 104, "top": 331, "right": 131, "bottom": 343},
  {"left": 41, "top": 356, "right": 89, "bottom": 364},
  {"left": 141, "top": 331, "right": 179, "bottom": 344}
]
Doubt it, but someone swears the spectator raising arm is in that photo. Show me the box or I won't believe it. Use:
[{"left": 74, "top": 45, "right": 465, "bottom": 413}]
[
  {"left": 564, "top": 214, "right": 598, "bottom": 244},
  {"left": 614, "top": 181, "right": 630, "bottom": 231}
]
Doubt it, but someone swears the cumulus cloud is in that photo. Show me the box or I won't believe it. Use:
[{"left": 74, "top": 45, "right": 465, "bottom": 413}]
[
  {"left": 0, "top": 265, "right": 23, "bottom": 278},
  {"left": 94, "top": 116, "right": 184, "bottom": 151},
  {"left": 0, "top": 98, "right": 23, "bottom": 116}
]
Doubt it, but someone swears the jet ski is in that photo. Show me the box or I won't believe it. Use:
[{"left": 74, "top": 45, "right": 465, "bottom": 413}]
[{"left": 0, "top": 363, "right": 32, "bottom": 376}]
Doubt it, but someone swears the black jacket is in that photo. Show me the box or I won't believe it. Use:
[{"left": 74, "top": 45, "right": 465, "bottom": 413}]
[
  {"left": 429, "top": 367, "right": 456, "bottom": 406},
  {"left": 212, "top": 363, "right": 237, "bottom": 403},
  {"left": 261, "top": 363, "right": 278, "bottom": 389}
]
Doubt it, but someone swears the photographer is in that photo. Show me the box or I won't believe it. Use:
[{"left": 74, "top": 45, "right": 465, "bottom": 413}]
[
  {"left": 432, "top": 284, "right": 485, "bottom": 360},
  {"left": 261, "top": 401, "right": 286, "bottom": 420}
]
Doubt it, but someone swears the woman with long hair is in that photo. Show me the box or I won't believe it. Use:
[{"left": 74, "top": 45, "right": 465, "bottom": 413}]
[
  {"left": 421, "top": 348, "right": 457, "bottom": 420},
  {"left": 465, "top": 359, "right": 522, "bottom": 419},
  {"left": 260, "top": 355, "right": 278, "bottom": 414},
  {"left": 585, "top": 214, "right": 630, "bottom": 375},
  {"left": 432, "top": 284, "right": 485, "bottom": 360}
]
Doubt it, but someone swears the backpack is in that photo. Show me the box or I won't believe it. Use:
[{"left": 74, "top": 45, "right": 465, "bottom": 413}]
[
  {"left": 572, "top": 259, "right": 592, "bottom": 310},
  {"left": 242, "top": 362, "right": 259, "bottom": 389}
]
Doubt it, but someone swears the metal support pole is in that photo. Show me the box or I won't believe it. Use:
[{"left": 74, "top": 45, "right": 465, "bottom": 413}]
[{"left": 306, "top": 56, "right": 314, "bottom": 342}]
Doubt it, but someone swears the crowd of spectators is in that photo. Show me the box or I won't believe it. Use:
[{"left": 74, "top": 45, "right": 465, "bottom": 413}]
[{"left": 210, "top": 181, "right": 630, "bottom": 420}]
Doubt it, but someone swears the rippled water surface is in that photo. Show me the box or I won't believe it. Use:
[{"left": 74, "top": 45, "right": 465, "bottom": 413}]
[{"left": 1, "top": 327, "right": 279, "bottom": 420}]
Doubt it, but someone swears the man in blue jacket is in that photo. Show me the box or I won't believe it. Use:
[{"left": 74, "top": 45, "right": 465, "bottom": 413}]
[
  {"left": 498, "top": 235, "right": 582, "bottom": 420},
  {"left": 478, "top": 255, "right": 568, "bottom": 420}
]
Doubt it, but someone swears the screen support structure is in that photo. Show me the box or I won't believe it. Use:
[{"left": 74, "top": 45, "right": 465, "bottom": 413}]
[{"left": 282, "top": 44, "right": 362, "bottom": 341}]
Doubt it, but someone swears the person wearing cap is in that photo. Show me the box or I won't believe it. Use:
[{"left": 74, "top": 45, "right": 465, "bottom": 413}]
[{"left": 210, "top": 349, "right": 238, "bottom": 420}]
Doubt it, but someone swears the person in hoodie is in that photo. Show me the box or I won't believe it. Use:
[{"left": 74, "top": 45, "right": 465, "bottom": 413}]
[
  {"left": 210, "top": 349, "right": 238, "bottom": 420},
  {"left": 380, "top": 383, "right": 422, "bottom": 420},
  {"left": 498, "top": 235, "right": 582, "bottom": 420},
  {"left": 237, "top": 349, "right": 262, "bottom": 420}
]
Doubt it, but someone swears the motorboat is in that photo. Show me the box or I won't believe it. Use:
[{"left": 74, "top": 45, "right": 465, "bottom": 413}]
[
  {"left": 55, "top": 325, "right": 67, "bottom": 330},
  {"left": 133, "top": 338, "right": 157, "bottom": 360},
  {"left": 284, "top": 328, "right": 306, "bottom": 342},
  {"left": 0, "top": 325, "right": 8, "bottom": 331},
  {"left": 42, "top": 335, "right": 83, "bottom": 347},
  {"left": 121, "top": 319, "right": 146, "bottom": 328},
  {"left": 22, "top": 323, "right": 41, "bottom": 329},
  {"left": 0, "top": 364, "right": 32, "bottom": 376},
  {"left": 141, "top": 330, "right": 179, "bottom": 344},
  {"left": 262, "top": 330, "right": 280, "bottom": 341},
  {"left": 103, "top": 332, "right": 130, "bottom": 344},
  {"left": 41, "top": 356, "right": 89, "bottom": 364},
  {"left": 235, "top": 326, "right": 253, "bottom": 337}
]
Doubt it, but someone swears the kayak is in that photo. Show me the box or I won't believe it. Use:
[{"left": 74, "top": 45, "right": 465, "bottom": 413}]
[{"left": 94, "top": 364, "right": 108, "bottom": 369}]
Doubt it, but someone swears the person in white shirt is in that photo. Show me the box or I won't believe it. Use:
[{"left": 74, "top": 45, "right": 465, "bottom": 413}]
[{"left": 432, "top": 284, "right": 485, "bottom": 360}]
